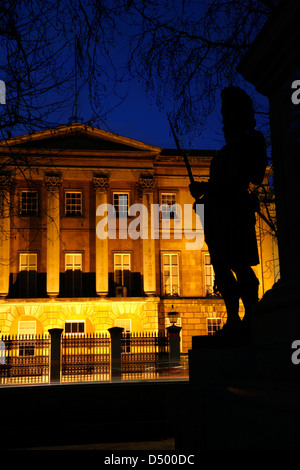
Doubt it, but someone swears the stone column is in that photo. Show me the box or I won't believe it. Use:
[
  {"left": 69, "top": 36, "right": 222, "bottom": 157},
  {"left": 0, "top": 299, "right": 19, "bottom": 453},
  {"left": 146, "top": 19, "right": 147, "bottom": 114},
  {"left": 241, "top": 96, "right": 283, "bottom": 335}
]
[
  {"left": 0, "top": 175, "right": 14, "bottom": 298},
  {"left": 45, "top": 175, "right": 62, "bottom": 298},
  {"left": 137, "top": 177, "right": 157, "bottom": 296},
  {"left": 93, "top": 176, "right": 110, "bottom": 297}
]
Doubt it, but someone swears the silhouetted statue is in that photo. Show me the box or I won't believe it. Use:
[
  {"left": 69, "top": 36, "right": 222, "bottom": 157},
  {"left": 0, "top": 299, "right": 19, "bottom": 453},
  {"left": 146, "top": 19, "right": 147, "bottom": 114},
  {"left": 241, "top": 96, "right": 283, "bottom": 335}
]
[{"left": 190, "top": 87, "right": 267, "bottom": 336}]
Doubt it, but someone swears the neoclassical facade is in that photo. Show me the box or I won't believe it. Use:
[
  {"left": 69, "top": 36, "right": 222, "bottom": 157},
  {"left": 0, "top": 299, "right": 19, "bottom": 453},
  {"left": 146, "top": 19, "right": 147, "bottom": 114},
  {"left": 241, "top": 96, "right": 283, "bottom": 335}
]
[{"left": 0, "top": 123, "right": 278, "bottom": 352}]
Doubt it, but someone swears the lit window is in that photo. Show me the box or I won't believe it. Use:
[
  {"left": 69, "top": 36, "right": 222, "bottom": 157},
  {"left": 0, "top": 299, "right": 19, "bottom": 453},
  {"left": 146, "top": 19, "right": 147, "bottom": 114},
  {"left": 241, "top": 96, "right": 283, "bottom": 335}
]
[
  {"left": 19, "top": 253, "right": 37, "bottom": 297},
  {"left": 65, "top": 253, "right": 82, "bottom": 271},
  {"left": 114, "top": 253, "right": 131, "bottom": 296},
  {"left": 65, "top": 321, "right": 85, "bottom": 335},
  {"left": 207, "top": 318, "right": 222, "bottom": 335},
  {"left": 20, "top": 191, "right": 38, "bottom": 216},
  {"left": 204, "top": 254, "right": 215, "bottom": 296},
  {"left": 161, "top": 193, "right": 177, "bottom": 219},
  {"left": 65, "top": 253, "right": 82, "bottom": 297},
  {"left": 162, "top": 253, "right": 180, "bottom": 296},
  {"left": 65, "top": 191, "right": 82, "bottom": 216},
  {"left": 18, "top": 320, "right": 36, "bottom": 356},
  {"left": 20, "top": 253, "right": 37, "bottom": 272},
  {"left": 113, "top": 193, "right": 129, "bottom": 217}
]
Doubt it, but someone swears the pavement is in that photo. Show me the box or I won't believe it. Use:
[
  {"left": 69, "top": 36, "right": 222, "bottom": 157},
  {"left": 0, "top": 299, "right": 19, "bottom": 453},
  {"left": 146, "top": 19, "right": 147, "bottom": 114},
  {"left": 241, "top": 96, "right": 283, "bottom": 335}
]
[{"left": 0, "top": 378, "right": 188, "bottom": 451}]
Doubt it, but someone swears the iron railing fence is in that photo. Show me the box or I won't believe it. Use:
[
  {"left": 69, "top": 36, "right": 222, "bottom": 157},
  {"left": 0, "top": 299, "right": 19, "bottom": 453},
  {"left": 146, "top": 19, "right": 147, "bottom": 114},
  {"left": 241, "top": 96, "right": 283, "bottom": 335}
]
[
  {"left": 0, "top": 329, "right": 182, "bottom": 385},
  {"left": 121, "top": 331, "right": 169, "bottom": 379},
  {"left": 61, "top": 333, "right": 110, "bottom": 383},
  {"left": 0, "top": 334, "right": 50, "bottom": 385}
]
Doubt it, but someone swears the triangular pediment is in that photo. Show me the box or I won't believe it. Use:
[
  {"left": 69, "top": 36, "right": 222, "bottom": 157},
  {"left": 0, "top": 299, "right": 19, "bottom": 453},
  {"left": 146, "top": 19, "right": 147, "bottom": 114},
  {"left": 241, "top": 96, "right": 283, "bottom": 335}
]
[{"left": 0, "top": 123, "right": 161, "bottom": 154}]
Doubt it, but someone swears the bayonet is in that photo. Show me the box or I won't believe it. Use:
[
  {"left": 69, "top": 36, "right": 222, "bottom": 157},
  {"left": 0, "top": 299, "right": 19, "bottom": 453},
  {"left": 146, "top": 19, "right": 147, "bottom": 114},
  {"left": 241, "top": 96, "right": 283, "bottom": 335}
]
[{"left": 167, "top": 113, "right": 195, "bottom": 185}]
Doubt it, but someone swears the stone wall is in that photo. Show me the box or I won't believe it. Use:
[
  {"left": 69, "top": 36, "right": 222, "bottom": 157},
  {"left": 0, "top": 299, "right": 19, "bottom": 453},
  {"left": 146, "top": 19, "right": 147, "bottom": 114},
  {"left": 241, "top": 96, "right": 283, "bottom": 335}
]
[
  {"left": 0, "top": 296, "right": 246, "bottom": 353},
  {"left": 158, "top": 298, "right": 233, "bottom": 352}
]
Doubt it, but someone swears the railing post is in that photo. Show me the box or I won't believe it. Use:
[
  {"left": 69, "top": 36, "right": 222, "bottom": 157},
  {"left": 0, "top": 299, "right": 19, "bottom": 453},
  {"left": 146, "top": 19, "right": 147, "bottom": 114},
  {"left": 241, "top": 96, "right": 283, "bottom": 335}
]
[
  {"left": 4, "top": 336, "right": 11, "bottom": 377},
  {"left": 49, "top": 328, "right": 63, "bottom": 383},
  {"left": 0, "top": 338, "right": 5, "bottom": 365},
  {"left": 167, "top": 325, "right": 182, "bottom": 365},
  {"left": 108, "top": 327, "right": 123, "bottom": 379}
]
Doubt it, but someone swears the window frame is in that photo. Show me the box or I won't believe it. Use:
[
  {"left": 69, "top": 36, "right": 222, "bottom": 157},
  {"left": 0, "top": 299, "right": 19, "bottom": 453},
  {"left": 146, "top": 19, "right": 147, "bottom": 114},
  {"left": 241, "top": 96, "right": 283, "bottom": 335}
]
[
  {"left": 65, "top": 252, "right": 83, "bottom": 271},
  {"left": 19, "top": 252, "right": 38, "bottom": 272},
  {"left": 18, "top": 320, "right": 37, "bottom": 356},
  {"left": 207, "top": 318, "right": 222, "bottom": 336},
  {"left": 64, "top": 252, "right": 83, "bottom": 297},
  {"left": 64, "top": 190, "right": 83, "bottom": 217},
  {"left": 113, "top": 252, "right": 131, "bottom": 296},
  {"left": 64, "top": 320, "right": 85, "bottom": 335},
  {"left": 18, "top": 252, "right": 38, "bottom": 298},
  {"left": 113, "top": 191, "right": 130, "bottom": 218},
  {"left": 20, "top": 190, "right": 39, "bottom": 217},
  {"left": 160, "top": 192, "right": 178, "bottom": 219},
  {"left": 204, "top": 253, "right": 215, "bottom": 296},
  {"left": 161, "top": 252, "right": 180, "bottom": 297}
]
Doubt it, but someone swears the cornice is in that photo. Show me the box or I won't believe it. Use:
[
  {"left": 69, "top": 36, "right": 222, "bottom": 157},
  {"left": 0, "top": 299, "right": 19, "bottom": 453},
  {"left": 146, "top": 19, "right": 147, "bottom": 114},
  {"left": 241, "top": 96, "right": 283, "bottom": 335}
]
[{"left": 0, "top": 123, "right": 162, "bottom": 154}]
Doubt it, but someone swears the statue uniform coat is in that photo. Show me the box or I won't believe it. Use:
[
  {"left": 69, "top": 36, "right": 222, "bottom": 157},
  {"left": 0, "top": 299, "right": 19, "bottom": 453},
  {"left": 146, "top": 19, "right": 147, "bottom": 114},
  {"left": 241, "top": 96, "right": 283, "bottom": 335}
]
[{"left": 203, "top": 130, "right": 267, "bottom": 268}]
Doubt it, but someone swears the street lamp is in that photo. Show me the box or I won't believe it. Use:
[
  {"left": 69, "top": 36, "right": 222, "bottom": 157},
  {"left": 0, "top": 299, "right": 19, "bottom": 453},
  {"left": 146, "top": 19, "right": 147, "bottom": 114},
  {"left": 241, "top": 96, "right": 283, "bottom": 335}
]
[{"left": 168, "top": 305, "right": 179, "bottom": 326}]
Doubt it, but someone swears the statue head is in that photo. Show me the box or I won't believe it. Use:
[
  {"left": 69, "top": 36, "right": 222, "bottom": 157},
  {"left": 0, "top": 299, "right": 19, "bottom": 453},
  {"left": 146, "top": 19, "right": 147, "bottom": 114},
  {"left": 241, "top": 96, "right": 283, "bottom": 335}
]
[{"left": 221, "top": 87, "right": 256, "bottom": 142}]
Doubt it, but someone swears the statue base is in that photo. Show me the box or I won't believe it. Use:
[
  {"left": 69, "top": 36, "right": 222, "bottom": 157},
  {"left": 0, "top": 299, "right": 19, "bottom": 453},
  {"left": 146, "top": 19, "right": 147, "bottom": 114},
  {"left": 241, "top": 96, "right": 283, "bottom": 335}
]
[
  {"left": 250, "top": 278, "right": 300, "bottom": 347},
  {"left": 174, "top": 280, "right": 300, "bottom": 450}
]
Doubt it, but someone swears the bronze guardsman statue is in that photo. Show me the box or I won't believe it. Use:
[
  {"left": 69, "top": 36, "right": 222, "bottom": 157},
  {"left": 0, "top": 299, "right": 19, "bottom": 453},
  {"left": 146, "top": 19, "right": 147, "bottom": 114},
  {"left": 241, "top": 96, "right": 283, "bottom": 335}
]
[{"left": 190, "top": 87, "right": 268, "bottom": 336}]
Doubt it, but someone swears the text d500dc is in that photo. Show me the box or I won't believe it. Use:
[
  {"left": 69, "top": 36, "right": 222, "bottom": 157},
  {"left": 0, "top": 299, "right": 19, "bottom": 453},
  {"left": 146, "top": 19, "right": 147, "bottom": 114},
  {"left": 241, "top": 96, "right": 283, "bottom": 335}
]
[{"left": 148, "top": 455, "right": 194, "bottom": 465}]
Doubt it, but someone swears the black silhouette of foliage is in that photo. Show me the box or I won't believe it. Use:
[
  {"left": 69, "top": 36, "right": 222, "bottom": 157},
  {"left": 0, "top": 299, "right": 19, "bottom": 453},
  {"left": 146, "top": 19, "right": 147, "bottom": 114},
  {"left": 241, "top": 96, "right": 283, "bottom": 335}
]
[{"left": 0, "top": 0, "right": 279, "bottom": 140}]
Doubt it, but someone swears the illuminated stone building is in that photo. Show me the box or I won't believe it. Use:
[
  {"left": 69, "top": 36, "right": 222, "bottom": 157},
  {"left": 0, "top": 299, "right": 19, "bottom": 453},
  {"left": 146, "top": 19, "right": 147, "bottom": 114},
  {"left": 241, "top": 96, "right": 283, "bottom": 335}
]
[{"left": 0, "top": 123, "right": 277, "bottom": 353}]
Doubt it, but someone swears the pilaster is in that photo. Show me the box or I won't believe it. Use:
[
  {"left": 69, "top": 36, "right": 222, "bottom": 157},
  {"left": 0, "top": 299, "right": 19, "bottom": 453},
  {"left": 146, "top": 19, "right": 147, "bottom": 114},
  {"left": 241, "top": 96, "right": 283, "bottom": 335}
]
[
  {"left": 45, "top": 175, "right": 62, "bottom": 298},
  {"left": 0, "top": 174, "right": 14, "bottom": 298},
  {"left": 137, "top": 177, "right": 157, "bottom": 296},
  {"left": 93, "top": 176, "right": 110, "bottom": 296}
]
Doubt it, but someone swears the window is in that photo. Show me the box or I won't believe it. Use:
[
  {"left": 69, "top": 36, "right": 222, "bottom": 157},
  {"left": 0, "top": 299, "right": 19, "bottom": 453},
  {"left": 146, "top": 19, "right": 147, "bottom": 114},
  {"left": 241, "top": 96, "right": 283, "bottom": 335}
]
[
  {"left": 113, "top": 192, "right": 129, "bottom": 217},
  {"left": 65, "top": 191, "right": 82, "bottom": 216},
  {"left": 204, "top": 254, "right": 215, "bottom": 296},
  {"left": 18, "top": 320, "right": 36, "bottom": 356},
  {"left": 65, "top": 253, "right": 82, "bottom": 297},
  {"left": 65, "top": 321, "right": 85, "bottom": 334},
  {"left": 114, "top": 253, "right": 131, "bottom": 296},
  {"left": 207, "top": 318, "right": 222, "bottom": 335},
  {"left": 115, "top": 319, "right": 131, "bottom": 353},
  {"left": 161, "top": 193, "right": 177, "bottom": 219},
  {"left": 162, "top": 253, "right": 180, "bottom": 296},
  {"left": 19, "top": 253, "right": 37, "bottom": 297},
  {"left": 20, "top": 191, "right": 38, "bottom": 216}
]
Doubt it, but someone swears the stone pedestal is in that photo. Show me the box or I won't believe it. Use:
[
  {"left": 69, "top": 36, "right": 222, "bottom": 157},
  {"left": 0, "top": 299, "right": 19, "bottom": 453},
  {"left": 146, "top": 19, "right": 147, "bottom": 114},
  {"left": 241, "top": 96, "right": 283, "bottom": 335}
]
[
  {"left": 49, "top": 328, "right": 63, "bottom": 383},
  {"left": 108, "top": 326, "right": 123, "bottom": 378}
]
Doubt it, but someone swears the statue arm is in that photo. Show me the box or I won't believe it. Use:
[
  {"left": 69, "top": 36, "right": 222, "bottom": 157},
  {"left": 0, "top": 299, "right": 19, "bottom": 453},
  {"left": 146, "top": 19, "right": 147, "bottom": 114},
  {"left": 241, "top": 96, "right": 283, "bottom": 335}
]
[{"left": 189, "top": 181, "right": 208, "bottom": 199}]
